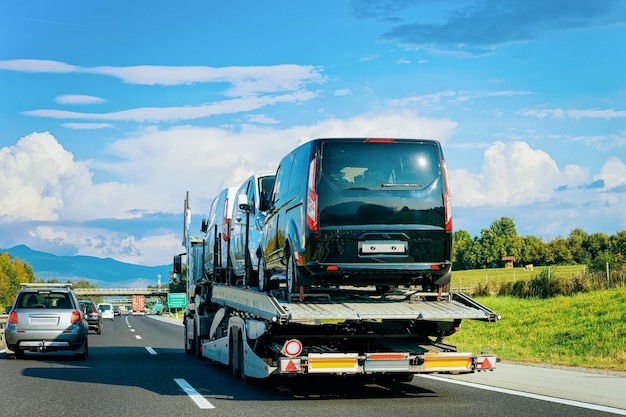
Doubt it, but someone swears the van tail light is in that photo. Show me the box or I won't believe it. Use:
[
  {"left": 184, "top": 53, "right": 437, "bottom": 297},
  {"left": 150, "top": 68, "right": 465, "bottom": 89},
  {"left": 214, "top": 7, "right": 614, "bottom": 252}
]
[
  {"left": 442, "top": 159, "right": 452, "bottom": 232},
  {"left": 71, "top": 311, "right": 82, "bottom": 325},
  {"left": 8, "top": 311, "right": 18, "bottom": 324},
  {"left": 306, "top": 158, "right": 318, "bottom": 232}
]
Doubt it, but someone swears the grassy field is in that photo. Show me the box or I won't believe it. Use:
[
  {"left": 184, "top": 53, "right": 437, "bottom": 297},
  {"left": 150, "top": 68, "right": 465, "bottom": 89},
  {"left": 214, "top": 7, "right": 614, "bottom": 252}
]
[
  {"left": 450, "top": 265, "right": 587, "bottom": 292},
  {"left": 446, "top": 287, "right": 626, "bottom": 372}
]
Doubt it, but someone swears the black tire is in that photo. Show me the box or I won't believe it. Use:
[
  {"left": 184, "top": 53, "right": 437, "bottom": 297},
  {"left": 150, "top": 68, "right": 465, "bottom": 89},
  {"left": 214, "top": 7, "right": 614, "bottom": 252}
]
[
  {"left": 184, "top": 321, "right": 194, "bottom": 354},
  {"left": 258, "top": 257, "right": 267, "bottom": 292},
  {"left": 230, "top": 332, "right": 241, "bottom": 380},
  {"left": 76, "top": 337, "right": 88, "bottom": 360},
  {"left": 286, "top": 251, "right": 299, "bottom": 295}
]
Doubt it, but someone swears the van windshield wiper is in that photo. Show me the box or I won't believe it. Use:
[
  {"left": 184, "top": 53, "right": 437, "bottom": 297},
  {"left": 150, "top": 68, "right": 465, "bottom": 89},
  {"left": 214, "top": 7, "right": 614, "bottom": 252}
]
[{"left": 381, "top": 183, "right": 423, "bottom": 187}]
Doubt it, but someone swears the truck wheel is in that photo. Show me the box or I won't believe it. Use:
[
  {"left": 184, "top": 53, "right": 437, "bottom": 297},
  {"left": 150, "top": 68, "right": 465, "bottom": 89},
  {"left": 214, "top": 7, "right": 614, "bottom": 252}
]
[
  {"left": 229, "top": 332, "right": 241, "bottom": 380},
  {"left": 286, "top": 252, "right": 298, "bottom": 295},
  {"left": 184, "top": 321, "right": 194, "bottom": 354},
  {"left": 258, "top": 258, "right": 268, "bottom": 292}
]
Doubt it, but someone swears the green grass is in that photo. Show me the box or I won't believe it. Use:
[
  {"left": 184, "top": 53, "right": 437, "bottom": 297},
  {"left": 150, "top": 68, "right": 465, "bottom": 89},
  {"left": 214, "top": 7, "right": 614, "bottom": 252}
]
[
  {"left": 451, "top": 265, "right": 587, "bottom": 292},
  {"left": 447, "top": 287, "right": 626, "bottom": 371}
]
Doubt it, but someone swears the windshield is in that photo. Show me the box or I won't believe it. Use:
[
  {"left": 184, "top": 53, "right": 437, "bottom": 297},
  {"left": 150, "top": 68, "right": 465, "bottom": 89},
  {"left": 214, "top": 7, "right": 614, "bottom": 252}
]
[{"left": 321, "top": 141, "right": 441, "bottom": 191}]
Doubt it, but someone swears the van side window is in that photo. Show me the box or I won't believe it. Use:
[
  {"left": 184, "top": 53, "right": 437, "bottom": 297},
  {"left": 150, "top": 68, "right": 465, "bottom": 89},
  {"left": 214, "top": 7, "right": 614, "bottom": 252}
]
[
  {"left": 287, "top": 147, "right": 310, "bottom": 192},
  {"left": 271, "top": 154, "right": 294, "bottom": 205}
]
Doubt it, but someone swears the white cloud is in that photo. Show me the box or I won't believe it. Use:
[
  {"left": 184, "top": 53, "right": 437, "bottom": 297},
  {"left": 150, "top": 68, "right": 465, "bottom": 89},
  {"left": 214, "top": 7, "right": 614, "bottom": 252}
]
[
  {"left": 55, "top": 94, "right": 106, "bottom": 104},
  {"left": 389, "top": 90, "right": 532, "bottom": 107},
  {"left": 595, "top": 157, "right": 626, "bottom": 189},
  {"left": 450, "top": 141, "right": 588, "bottom": 207},
  {"left": 519, "top": 107, "right": 626, "bottom": 119},
  {"left": 0, "top": 59, "right": 325, "bottom": 95},
  {"left": 62, "top": 123, "right": 113, "bottom": 130},
  {"left": 23, "top": 91, "right": 319, "bottom": 123}
]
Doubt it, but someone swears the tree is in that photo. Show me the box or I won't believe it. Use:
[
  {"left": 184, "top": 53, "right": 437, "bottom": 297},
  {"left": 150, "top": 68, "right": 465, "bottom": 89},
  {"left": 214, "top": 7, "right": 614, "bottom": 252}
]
[{"left": 567, "top": 228, "right": 590, "bottom": 264}]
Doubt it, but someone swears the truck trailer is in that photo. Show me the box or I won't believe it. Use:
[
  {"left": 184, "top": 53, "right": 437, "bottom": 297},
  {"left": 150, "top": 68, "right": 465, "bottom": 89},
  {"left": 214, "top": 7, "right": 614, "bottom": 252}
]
[{"left": 175, "top": 191, "right": 499, "bottom": 383}]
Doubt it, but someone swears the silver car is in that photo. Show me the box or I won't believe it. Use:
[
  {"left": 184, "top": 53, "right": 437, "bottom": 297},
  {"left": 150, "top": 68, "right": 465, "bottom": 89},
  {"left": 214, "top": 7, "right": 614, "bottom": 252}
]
[{"left": 4, "top": 283, "right": 89, "bottom": 360}]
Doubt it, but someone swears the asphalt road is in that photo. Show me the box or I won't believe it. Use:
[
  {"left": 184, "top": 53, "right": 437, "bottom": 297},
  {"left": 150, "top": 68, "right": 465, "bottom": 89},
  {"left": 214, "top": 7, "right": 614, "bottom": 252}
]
[{"left": 2, "top": 314, "right": 624, "bottom": 417}]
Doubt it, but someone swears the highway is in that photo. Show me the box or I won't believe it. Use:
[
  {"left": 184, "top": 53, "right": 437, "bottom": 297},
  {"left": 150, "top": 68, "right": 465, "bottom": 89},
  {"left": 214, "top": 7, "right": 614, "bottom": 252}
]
[{"left": 2, "top": 315, "right": 625, "bottom": 417}]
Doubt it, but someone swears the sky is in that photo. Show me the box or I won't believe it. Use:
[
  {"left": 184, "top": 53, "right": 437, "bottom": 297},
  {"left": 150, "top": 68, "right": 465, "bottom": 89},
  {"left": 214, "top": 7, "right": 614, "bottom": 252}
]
[{"left": 1, "top": 0, "right": 626, "bottom": 269}]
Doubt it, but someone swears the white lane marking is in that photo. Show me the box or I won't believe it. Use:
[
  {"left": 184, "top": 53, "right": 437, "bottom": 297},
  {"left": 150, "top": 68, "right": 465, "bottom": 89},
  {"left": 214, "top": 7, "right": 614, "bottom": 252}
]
[
  {"left": 145, "top": 347, "right": 157, "bottom": 355},
  {"left": 174, "top": 379, "right": 215, "bottom": 409},
  {"left": 135, "top": 335, "right": 142, "bottom": 340},
  {"left": 418, "top": 375, "right": 626, "bottom": 415},
  {"left": 130, "top": 329, "right": 135, "bottom": 332}
]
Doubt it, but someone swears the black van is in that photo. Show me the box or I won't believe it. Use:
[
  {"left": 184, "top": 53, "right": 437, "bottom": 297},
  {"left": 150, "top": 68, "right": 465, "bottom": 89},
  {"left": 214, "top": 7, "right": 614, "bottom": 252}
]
[{"left": 258, "top": 138, "right": 453, "bottom": 295}]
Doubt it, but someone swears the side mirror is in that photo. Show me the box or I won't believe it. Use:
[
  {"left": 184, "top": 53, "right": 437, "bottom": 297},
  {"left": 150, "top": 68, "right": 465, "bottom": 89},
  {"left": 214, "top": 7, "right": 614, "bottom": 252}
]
[
  {"left": 237, "top": 193, "right": 252, "bottom": 212},
  {"left": 173, "top": 255, "right": 182, "bottom": 274},
  {"left": 200, "top": 218, "right": 208, "bottom": 233}
]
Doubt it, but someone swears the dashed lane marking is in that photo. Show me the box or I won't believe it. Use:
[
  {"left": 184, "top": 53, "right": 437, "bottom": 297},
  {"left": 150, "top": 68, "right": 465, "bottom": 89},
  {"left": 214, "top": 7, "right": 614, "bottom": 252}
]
[{"left": 174, "top": 379, "right": 215, "bottom": 409}]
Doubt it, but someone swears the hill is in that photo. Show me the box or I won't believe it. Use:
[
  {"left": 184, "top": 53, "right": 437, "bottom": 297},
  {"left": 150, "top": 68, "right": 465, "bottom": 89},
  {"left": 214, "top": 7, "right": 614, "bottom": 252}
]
[{"left": 1, "top": 245, "right": 171, "bottom": 288}]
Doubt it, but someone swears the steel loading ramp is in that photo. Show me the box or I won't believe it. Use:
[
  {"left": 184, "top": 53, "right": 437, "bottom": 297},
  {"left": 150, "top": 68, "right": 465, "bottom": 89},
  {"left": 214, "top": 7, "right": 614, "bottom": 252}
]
[{"left": 210, "top": 285, "right": 499, "bottom": 324}]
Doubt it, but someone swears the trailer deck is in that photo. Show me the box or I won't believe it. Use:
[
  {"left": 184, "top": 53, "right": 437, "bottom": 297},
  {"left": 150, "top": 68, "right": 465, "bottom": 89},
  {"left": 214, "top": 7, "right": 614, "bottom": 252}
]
[{"left": 210, "top": 285, "right": 499, "bottom": 324}]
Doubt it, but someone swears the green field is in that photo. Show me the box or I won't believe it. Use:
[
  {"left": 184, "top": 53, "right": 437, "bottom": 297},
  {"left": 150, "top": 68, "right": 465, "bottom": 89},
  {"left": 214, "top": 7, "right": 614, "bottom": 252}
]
[
  {"left": 447, "top": 287, "right": 626, "bottom": 372},
  {"left": 450, "top": 265, "right": 587, "bottom": 292}
]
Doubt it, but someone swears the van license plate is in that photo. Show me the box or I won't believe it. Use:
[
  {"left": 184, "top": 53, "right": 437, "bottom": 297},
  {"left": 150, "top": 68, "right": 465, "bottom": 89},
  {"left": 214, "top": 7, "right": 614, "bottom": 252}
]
[{"left": 360, "top": 241, "right": 407, "bottom": 254}]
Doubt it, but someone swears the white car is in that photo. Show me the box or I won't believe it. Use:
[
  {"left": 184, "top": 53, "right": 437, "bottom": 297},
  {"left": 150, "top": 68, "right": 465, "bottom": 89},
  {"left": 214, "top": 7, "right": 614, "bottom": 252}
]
[{"left": 97, "top": 303, "right": 115, "bottom": 320}]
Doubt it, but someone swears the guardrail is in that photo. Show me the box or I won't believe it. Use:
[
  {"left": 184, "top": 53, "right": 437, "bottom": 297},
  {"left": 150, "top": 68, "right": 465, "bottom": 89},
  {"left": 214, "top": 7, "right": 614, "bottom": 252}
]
[{"left": 0, "top": 314, "right": 7, "bottom": 352}]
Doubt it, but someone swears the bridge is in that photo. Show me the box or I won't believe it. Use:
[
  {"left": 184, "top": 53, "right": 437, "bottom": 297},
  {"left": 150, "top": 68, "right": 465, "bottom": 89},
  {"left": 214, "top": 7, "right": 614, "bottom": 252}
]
[{"left": 73, "top": 288, "right": 170, "bottom": 297}]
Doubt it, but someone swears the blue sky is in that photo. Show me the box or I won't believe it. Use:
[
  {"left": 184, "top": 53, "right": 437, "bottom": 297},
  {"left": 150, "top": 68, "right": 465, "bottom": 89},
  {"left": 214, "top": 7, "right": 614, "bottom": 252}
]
[{"left": 1, "top": 0, "right": 625, "bottom": 268}]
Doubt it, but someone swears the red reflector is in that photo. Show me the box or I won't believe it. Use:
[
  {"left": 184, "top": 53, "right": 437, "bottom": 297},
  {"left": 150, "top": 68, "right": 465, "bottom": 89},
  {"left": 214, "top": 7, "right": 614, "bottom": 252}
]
[
  {"left": 364, "top": 138, "right": 396, "bottom": 143},
  {"left": 326, "top": 265, "right": 339, "bottom": 271},
  {"left": 430, "top": 265, "right": 441, "bottom": 270},
  {"left": 285, "top": 360, "right": 299, "bottom": 372}
]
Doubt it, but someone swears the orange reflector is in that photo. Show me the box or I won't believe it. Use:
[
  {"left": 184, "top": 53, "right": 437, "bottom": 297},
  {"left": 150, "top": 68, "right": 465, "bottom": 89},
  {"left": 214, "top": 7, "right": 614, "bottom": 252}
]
[
  {"left": 423, "top": 352, "right": 473, "bottom": 371},
  {"left": 308, "top": 353, "right": 359, "bottom": 373}
]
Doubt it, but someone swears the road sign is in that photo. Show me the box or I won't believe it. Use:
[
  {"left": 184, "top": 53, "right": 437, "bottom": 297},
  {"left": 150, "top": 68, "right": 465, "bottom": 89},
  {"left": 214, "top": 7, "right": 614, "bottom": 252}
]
[{"left": 167, "top": 292, "right": 186, "bottom": 309}]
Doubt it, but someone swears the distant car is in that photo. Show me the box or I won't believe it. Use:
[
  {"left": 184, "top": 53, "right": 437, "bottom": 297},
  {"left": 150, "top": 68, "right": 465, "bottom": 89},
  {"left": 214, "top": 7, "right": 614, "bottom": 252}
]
[
  {"left": 114, "top": 307, "right": 120, "bottom": 316},
  {"left": 97, "top": 303, "right": 114, "bottom": 320},
  {"left": 4, "top": 283, "right": 89, "bottom": 359},
  {"left": 80, "top": 300, "right": 103, "bottom": 334}
]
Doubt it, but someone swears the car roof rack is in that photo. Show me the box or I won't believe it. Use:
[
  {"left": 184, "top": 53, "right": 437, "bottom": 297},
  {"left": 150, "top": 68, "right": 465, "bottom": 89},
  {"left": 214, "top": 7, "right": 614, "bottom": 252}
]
[{"left": 20, "top": 283, "right": 75, "bottom": 290}]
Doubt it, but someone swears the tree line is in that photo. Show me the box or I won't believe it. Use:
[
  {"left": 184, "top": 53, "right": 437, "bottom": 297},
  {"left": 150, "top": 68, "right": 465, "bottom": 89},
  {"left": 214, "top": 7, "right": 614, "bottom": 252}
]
[{"left": 453, "top": 217, "right": 626, "bottom": 272}]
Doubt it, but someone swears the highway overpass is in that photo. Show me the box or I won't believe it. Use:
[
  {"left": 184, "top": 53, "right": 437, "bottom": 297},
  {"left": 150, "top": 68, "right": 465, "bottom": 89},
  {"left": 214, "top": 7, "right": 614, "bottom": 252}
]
[{"left": 73, "top": 288, "right": 170, "bottom": 297}]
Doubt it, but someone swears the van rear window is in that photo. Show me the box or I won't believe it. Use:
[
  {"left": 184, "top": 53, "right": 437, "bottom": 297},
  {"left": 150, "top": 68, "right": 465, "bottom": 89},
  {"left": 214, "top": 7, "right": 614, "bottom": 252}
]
[{"left": 321, "top": 141, "right": 441, "bottom": 190}]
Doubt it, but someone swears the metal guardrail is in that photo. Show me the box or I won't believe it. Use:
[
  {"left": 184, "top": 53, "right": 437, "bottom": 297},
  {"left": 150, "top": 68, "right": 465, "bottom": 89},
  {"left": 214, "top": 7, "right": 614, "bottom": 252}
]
[{"left": 0, "top": 314, "right": 7, "bottom": 352}]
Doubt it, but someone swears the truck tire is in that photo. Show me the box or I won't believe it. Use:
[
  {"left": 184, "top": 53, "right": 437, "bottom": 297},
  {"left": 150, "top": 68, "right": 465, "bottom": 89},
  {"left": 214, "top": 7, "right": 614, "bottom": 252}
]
[
  {"left": 286, "top": 250, "right": 298, "bottom": 295},
  {"left": 184, "top": 321, "right": 194, "bottom": 354},
  {"left": 258, "top": 257, "right": 268, "bottom": 292}
]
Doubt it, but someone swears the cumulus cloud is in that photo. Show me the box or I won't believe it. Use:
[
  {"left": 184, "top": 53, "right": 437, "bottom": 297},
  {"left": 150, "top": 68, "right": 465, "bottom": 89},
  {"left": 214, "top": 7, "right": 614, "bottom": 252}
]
[
  {"left": 595, "top": 157, "right": 626, "bottom": 190},
  {"left": 450, "top": 141, "right": 589, "bottom": 207}
]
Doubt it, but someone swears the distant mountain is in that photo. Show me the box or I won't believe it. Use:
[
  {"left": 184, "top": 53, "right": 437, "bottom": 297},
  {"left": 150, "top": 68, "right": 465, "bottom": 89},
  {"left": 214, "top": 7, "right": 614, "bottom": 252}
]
[{"left": 1, "top": 245, "right": 171, "bottom": 288}]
